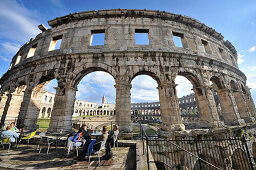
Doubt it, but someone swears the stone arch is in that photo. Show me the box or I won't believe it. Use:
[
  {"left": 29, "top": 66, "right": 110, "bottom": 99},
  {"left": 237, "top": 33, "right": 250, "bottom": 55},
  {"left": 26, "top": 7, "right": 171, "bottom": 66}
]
[
  {"left": 177, "top": 69, "right": 203, "bottom": 88},
  {"left": 210, "top": 76, "right": 225, "bottom": 89},
  {"left": 130, "top": 70, "right": 162, "bottom": 85},
  {"left": 230, "top": 80, "right": 238, "bottom": 92},
  {"left": 241, "top": 84, "right": 246, "bottom": 94},
  {"left": 41, "top": 107, "right": 46, "bottom": 118},
  {"left": 231, "top": 148, "right": 250, "bottom": 170},
  {"left": 47, "top": 107, "right": 51, "bottom": 117},
  {"left": 71, "top": 64, "right": 117, "bottom": 88},
  {"left": 176, "top": 71, "right": 222, "bottom": 127}
]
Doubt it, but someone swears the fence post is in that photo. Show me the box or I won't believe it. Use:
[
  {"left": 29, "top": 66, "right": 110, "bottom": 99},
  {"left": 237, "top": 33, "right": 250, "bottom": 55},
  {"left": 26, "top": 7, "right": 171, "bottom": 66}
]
[
  {"left": 242, "top": 135, "right": 254, "bottom": 170},
  {"left": 146, "top": 136, "right": 150, "bottom": 170},
  {"left": 194, "top": 138, "right": 202, "bottom": 170}
]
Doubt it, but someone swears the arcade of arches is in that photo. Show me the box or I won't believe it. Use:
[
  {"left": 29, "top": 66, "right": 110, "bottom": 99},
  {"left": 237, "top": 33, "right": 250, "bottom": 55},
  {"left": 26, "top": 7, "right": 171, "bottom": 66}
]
[{"left": 0, "top": 9, "right": 255, "bottom": 133}]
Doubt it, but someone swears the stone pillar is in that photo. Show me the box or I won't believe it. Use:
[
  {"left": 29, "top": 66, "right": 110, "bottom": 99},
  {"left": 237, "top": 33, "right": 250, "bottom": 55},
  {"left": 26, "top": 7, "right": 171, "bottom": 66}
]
[
  {"left": 115, "top": 76, "right": 131, "bottom": 132},
  {"left": 0, "top": 92, "right": 8, "bottom": 124},
  {"left": 17, "top": 86, "right": 33, "bottom": 128},
  {"left": 233, "top": 91, "right": 254, "bottom": 123},
  {"left": 193, "top": 86, "right": 223, "bottom": 128},
  {"left": 217, "top": 88, "right": 245, "bottom": 125},
  {"left": 5, "top": 87, "right": 26, "bottom": 124},
  {"left": 244, "top": 89, "right": 256, "bottom": 119},
  {"left": 48, "top": 85, "right": 76, "bottom": 133},
  {"left": 22, "top": 89, "right": 44, "bottom": 130},
  {"left": 158, "top": 83, "right": 185, "bottom": 131},
  {"left": 0, "top": 91, "right": 12, "bottom": 129}
]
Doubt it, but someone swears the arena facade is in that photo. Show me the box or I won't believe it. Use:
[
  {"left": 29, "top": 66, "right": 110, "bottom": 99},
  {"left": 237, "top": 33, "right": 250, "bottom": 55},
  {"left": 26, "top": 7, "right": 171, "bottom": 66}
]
[{"left": 0, "top": 9, "right": 255, "bottom": 133}]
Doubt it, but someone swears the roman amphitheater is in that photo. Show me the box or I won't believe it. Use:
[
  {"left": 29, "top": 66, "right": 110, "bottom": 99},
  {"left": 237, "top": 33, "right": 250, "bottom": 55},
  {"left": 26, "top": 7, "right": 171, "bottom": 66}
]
[
  {"left": 1, "top": 9, "right": 256, "bottom": 169},
  {"left": 0, "top": 9, "right": 255, "bottom": 133}
]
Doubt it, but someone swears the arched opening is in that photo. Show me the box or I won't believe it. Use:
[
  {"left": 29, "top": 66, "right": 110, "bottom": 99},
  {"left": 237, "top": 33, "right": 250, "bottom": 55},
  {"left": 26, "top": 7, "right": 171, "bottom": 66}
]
[
  {"left": 241, "top": 84, "right": 246, "bottom": 94},
  {"left": 209, "top": 76, "right": 225, "bottom": 121},
  {"left": 231, "top": 148, "right": 250, "bottom": 169},
  {"left": 41, "top": 107, "right": 46, "bottom": 118},
  {"left": 176, "top": 72, "right": 222, "bottom": 128},
  {"left": 230, "top": 80, "right": 252, "bottom": 123},
  {"left": 47, "top": 108, "right": 51, "bottom": 117},
  {"left": 175, "top": 74, "right": 199, "bottom": 128},
  {"left": 3, "top": 81, "right": 27, "bottom": 127},
  {"left": 131, "top": 73, "right": 159, "bottom": 127},
  {"left": 74, "top": 70, "right": 116, "bottom": 128},
  {"left": 35, "top": 78, "right": 57, "bottom": 131},
  {"left": 230, "top": 80, "right": 238, "bottom": 92}
]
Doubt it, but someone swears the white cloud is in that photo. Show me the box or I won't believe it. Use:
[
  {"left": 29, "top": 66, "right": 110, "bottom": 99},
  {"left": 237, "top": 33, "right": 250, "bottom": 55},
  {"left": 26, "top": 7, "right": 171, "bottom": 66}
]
[
  {"left": 251, "top": 21, "right": 255, "bottom": 25},
  {"left": 0, "top": 56, "right": 11, "bottom": 62},
  {"left": 44, "top": 79, "right": 58, "bottom": 94},
  {"left": 49, "top": 0, "right": 65, "bottom": 8},
  {"left": 249, "top": 46, "right": 256, "bottom": 53},
  {"left": 237, "top": 54, "right": 244, "bottom": 64},
  {"left": 1, "top": 42, "right": 21, "bottom": 54},
  {"left": 175, "top": 76, "right": 193, "bottom": 98},
  {"left": 0, "top": 0, "right": 40, "bottom": 43},
  {"left": 76, "top": 71, "right": 116, "bottom": 105},
  {"left": 131, "top": 75, "right": 159, "bottom": 103},
  {"left": 249, "top": 66, "right": 256, "bottom": 71}
]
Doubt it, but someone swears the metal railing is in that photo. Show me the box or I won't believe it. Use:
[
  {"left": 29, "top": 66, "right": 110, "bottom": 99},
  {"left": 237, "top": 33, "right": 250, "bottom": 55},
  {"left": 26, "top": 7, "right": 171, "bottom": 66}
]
[{"left": 139, "top": 125, "right": 254, "bottom": 170}]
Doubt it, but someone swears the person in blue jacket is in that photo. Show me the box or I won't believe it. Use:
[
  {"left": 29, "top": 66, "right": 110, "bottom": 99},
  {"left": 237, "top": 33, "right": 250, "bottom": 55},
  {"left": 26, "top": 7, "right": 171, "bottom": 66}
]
[
  {"left": 0, "top": 126, "right": 19, "bottom": 146},
  {"left": 72, "top": 128, "right": 86, "bottom": 147}
]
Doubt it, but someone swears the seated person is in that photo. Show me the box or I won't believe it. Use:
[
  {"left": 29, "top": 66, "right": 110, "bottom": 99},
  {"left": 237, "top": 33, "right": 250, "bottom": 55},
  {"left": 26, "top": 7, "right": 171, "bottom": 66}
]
[
  {"left": 94, "top": 125, "right": 108, "bottom": 151},
  {"left": 72, "top": 128, "right": 85, "bottom": 147},
  {"left": 81, "top": 124, "right": 91, "bottom": 141},
  {"left": 80, "top": 125, "right": 108, "bottom": 158},
  {"left": 0, "top": 126, "right": 19, "bottom": 146},
  {"left": 108, "top": 125, "right": 119, "bottom": 147},
  {"left": 10, "top": 122, "right": 19, "bottom": 132}
]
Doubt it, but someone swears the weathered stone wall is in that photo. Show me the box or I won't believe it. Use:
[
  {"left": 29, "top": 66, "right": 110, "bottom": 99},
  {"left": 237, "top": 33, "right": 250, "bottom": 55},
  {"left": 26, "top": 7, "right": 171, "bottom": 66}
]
[{"left": 0, "top": 9, "right": 254, "bottom": 132}]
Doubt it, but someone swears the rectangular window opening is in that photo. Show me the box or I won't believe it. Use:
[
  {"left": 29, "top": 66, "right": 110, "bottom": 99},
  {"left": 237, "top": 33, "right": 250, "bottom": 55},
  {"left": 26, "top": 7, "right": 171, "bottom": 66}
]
[
  {"left": 135, "top": 29, "right": 149, "bottom": 45},
  {"left": 173, "top": 32, "right": 184, "bottom": 48},
  {"left": 201, "top": 39, "right": 208, "bottom": 53},
  {"left": 27, "top": 44, "right": 37, "bottom": 58},
  {"left": 49, "top": 35, "right": 62, "bottom": 51},
  {"left": 15, "top": 55, "right": 22, "bottom": 65},
  {"left": 90, "top": 30, "right": 105, "bottom": 46},
  {"left": 219, "top": 48, "right": 223, "bottom": 54}
]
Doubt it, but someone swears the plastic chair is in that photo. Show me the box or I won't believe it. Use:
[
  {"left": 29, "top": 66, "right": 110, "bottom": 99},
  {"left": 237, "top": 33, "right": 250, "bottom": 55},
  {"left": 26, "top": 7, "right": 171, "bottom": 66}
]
[
  {"left": 19, "top": 131, "right": 37, "bottom": 145},
  {"left": 89, "top": 140, "right": 106, "bottom": 164},
  {"left": 67, "top": 136, "right": 80, "bottom": 157},
  {"left": 113, "top": 134, "right": 118, "bottom": 148},
  {"left": 0, "top": 138, "right": 11, "bottom": 152},
  {"left": 37, "top": 132, "right": 46, "bottom": 150},
  {"left": 39, "top": 137, "right": 53, "bottom": 154}
]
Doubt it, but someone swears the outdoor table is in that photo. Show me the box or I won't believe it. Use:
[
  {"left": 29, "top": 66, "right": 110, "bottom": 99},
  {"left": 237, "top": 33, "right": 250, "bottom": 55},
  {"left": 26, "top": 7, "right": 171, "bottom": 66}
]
[
  {"left": 90, "top": 131, "right": 102, "bottom": 140},
  {"left": 47, "top": 133, "right": 69, "bottom": 148}
]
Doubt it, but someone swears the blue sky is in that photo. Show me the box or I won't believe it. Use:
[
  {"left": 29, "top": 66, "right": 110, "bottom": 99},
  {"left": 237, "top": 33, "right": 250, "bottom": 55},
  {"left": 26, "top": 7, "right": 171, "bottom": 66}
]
[{"left": 0, "top": 0, "right": 256, "bottom": 105}]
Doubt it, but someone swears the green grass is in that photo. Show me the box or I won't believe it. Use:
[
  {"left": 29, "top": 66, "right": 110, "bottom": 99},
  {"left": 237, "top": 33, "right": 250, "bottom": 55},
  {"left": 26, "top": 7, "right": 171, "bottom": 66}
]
[
  {"left": 148, "top": 123, "right": 160, "bottom": 126},
  {"left": 73, "top": 115, "right": 112, "bottom": 118},
  {"left": 36, "top": 118, "right": 50, "bottom": 129},
  {"left": 145, "top": 128, "right": 157, "bottom": 136}
]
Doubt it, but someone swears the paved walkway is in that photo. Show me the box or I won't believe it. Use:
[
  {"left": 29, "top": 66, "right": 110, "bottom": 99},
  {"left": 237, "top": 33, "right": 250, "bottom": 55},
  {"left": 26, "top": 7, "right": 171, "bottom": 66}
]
[{"left": 0, "top": 144, "right": 135, "bottom": 170}]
